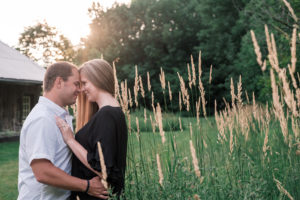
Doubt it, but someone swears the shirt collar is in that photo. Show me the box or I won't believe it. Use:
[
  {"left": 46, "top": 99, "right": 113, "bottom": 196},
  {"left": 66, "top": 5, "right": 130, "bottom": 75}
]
[{"left": 38, "top": 96, "right": 69, "bottom": 117}]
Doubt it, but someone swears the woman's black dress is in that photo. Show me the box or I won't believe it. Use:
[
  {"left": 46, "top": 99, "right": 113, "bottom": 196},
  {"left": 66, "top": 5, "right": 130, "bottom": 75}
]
[{"left": 70, "top": 106, "right": 128, "bottom": 200}]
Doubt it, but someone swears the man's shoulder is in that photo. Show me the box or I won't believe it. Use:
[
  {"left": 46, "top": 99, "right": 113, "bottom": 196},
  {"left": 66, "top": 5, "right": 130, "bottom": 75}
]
[
  {"left": 29, "top": 103, "right": 55, "bottom": 120},
  {"left": 22, "top": 103, "right": 56, "bottom": 129}
]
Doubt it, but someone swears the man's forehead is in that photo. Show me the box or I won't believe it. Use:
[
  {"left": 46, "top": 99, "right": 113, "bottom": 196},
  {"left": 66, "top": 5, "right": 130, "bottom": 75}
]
[{"left": 71, "top": 68, "right": 79, "bottom": 77}]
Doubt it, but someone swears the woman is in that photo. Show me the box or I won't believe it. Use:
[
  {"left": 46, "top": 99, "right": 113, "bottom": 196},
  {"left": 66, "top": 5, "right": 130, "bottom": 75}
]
[{"left": 56, "top": 59, "right": 128, "bottom": 200}]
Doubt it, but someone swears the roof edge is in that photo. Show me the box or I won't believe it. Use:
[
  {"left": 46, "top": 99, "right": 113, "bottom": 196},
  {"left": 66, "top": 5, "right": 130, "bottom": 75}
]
[{"left": 0, "top": 78, "right": 43, "bottom": 84}]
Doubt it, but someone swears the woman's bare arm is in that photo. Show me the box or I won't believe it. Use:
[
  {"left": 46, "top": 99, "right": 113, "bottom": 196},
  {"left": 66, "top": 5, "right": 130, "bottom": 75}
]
[{"left": 55, "top": 116, "right": 102, "bottom": 178}]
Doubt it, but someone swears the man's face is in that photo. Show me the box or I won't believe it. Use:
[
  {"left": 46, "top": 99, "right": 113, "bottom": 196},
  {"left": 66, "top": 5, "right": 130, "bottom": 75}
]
[{"left": 60, "top": 68, "right": 80, "bottom": 106}]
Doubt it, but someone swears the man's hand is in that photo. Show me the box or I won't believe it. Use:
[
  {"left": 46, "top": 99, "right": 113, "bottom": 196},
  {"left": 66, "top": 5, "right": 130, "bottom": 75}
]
[{"left": 88, "top": 176, "right": 109, "bottom": 199}]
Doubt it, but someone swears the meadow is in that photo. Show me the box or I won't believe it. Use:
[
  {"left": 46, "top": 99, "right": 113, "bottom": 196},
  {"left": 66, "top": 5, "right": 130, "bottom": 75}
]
[
  {"left": 1, "top": 111, "right": 299, "bottom": 199},
  {"left": 1, "top": 5, "right": 300, "bottom": 199}
]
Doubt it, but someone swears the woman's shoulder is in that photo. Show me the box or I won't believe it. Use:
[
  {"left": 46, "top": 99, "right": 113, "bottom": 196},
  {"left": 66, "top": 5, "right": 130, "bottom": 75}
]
[
  {"left": 93, "top": 105, "right": 123, "bottom": 121},
  {"left": 98, "top": 105, "right": 122, "bottom": 115}
]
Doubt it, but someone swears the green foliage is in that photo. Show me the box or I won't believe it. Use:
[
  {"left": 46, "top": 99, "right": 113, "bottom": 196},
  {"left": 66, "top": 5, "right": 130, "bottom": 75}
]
[
  {"left": 17, "top": 21, "right": 75, "bottom": 67},
  {"left": 17, "top": 0, "right": 300, "bottom": 108}
]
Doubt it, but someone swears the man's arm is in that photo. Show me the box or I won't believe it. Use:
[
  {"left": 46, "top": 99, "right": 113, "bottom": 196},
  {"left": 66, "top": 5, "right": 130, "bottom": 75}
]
[{"left": 31, "top": 159, "right": 108, "bottom": 199}]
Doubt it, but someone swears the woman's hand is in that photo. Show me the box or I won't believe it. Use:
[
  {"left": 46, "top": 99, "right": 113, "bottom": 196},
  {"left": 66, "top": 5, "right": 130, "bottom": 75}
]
[{"left": 55, "top": 116, "right": 74, "bottom": 144}]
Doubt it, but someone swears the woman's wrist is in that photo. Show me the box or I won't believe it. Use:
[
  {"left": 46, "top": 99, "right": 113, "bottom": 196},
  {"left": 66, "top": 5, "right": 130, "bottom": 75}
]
[{"left": 66, "top": 138, "right": 76, "bottom": 146}]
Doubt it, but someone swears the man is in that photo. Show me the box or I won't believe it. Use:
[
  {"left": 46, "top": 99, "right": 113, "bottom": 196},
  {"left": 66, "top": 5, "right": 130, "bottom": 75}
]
[{"left": 18, "top": 62, "right": 108, "bottom": 200}]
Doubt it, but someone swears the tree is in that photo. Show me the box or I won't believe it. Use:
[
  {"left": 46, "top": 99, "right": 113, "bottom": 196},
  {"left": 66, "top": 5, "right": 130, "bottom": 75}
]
[
  {"left": 233, "top": 0, "right": 300, "bottom": 103},
  {"left": 17, "top": 21, "right": 75, "bottom": 67}
]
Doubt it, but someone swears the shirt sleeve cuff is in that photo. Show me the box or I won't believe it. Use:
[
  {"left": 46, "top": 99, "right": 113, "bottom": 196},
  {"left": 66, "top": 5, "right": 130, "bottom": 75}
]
[{"left": 29, "top": 153, "right": 54, "bottom": 165}]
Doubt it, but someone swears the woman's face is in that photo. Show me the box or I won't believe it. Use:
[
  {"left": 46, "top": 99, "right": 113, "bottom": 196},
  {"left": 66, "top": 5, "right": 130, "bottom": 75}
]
[{"left": 80, "top": 73, "right": 99, "bottom": 102}]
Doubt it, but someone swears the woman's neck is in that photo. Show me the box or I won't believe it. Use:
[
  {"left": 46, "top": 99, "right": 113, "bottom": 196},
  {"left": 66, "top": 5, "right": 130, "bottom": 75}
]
[{"left": 96, "top": 92, "right": 119, "bottom": 109}]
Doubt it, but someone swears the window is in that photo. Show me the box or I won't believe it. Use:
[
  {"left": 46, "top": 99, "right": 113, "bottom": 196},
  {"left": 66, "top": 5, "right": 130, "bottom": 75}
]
[{"left": 22, "top": 96, "right": 31, "bottom": 120}]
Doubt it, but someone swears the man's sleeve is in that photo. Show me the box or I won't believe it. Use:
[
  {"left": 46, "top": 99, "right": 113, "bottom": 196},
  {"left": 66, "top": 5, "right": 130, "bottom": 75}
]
[{"left": 25, "top": 117, "right": 58, "bottom": 165}]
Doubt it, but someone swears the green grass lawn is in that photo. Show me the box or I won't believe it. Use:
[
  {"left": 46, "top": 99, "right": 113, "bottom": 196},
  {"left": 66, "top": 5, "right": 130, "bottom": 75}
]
[{"left": 0, "top": 141, "right": 19, "bottom": 200}]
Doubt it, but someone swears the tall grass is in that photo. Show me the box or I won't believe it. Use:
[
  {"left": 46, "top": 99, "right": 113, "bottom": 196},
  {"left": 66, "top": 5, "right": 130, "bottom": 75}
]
[{"left": 112, "top": 5, "right": 300, "bottom": 198}]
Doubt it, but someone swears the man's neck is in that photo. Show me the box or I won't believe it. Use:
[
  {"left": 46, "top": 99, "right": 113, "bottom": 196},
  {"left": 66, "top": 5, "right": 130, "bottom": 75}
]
[{"left": 43, "top": 92, "right": 64, "bottom": 108}]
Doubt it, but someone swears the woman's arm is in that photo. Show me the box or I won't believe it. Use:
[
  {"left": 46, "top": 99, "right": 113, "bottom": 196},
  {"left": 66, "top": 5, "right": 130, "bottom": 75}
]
[{"left": 55, "top": 116, "right": 102, "bottom": 178}]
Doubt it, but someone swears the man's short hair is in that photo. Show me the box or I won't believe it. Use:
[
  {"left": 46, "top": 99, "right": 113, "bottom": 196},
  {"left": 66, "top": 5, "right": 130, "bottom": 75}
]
[{"left": 43, "top": 62, "right": 77, "bottom": 92}]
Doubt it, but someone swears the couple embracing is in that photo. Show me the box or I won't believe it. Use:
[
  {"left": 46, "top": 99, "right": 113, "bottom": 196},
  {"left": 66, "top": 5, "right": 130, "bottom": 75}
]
[{"left": 18, "top": 59, "right": 128, "bottom": 200}]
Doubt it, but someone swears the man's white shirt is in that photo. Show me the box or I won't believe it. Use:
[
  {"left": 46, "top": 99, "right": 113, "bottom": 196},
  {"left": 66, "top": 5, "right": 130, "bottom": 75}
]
[{"left": 18, "top": 96, "right": 73, "bottom": 200}]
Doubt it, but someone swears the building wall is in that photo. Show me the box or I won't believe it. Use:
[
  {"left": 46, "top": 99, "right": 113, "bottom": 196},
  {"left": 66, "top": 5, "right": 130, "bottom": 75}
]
[{"left": 0, "top": 82, "right": 42, "bottom": 131}]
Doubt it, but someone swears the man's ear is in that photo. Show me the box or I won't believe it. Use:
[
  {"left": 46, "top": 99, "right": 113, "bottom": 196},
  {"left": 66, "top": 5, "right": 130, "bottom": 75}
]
[{"left": 54, "top": 77, "right": 63, "bottom": 89}]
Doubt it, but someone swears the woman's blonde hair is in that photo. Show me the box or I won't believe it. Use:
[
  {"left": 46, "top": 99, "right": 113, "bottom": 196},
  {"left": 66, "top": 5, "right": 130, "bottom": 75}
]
[{"left": 76, "top": 59, "right": 115, "bottom": 131}]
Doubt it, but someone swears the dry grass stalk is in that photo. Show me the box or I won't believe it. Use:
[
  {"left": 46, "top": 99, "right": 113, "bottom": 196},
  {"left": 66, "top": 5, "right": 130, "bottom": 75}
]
[
  {"left": 273, "top": 176, "right": 294, "bottom": 200},
  {"left": 288, "top": 64, "right": 298, "bottom": 90},
  {"left": 113, "top": 62, "right": 120, "bottom": 99},
  {"left": 156, "top": 103, "right": 166, "bottom": 144},
  {"left": 179, "top": 117, "right": 183, "bottom": 132},
  {"left": 134, "top": 65, "right": 139, "bottom": 107},
  {"left": 189, "top": 122, "right": 193, "bottom": 138},
  {"left": 147, "top": 71, "right": 151, "bottom": 91},
  {"left": 230, "top": 78, "right": 236, "bottom": 110},
  {"left": 263, "top": 104, "right": 270, "bottom": 157},
  {"left": 297, "top": 88, "right": 300, "bottom": 110},
  {"left": 228, "top": 119, "right": 234, "bottom": 154},
  {"left": 291, "top": 117, "right": 299, "bottom": 139},
  {"left": 265, "top": 25, "right": 280, "bottom": 73},
  {"left": 198, "top": 51, "right": 202, "bottom": 85},
  {"left": 126, "top": 111, "right": 131, "bottom": 134},
  {"left": 178, "top": 72, "right": 190, "bottom": 111},
  {"left": 203, "top": 139, "right": 207, "bottom": 149},
  {"left": 209, "top": 65, "right": 213, "bottom": 84},
  {"left": 199, "top": 77, "right": 206, "bottom": 117},
  {"left": 237, "top": 76, "right": 243, "bottom": 110},
  {"left": 196, "top": 97, "right": 201, "bottom": 125},
  {"left": 136, "top": 117, "right": 140, "bottom": 141},
  {"left": 151, "top": 91, "right": 155, "bottom": 109},
  {"left": 179, "top": 92, "right": 182, "bottom": 111},
  {"left": 194, "top": 194, "right": 201, "bottom": 200},
  {"left": 168, "top": 81, "right": 172, "bottom": 101},
  {"left": 139, "top": 75, "right": 145, "bottom": 98},
  {"left": 188, "top": 63, "right": 192, "bottom": 89},
  {"left": 215, "top": 100, "right": 227, "bottom": 142},
  {"left": 291, "top": 27, "right": 297, "bottom": 73},
  {"left": 173, "top": 135, "right": 177, "bottom": 153},
  {"left": 156, "top": 154, "right": 164, "bottom": 186},
  {"left": 191, "top": 55, "right": 196, "bottom": 86},
  {"left": 282, "top": 0, "right": 298, "bottom": 22},
  {"left": 189, "top": 140, "right": 204, "bottom": 183},
  {"left": 144, "top": 108, "right": 147, "bottom": 124},
  {"left": 271, "top": 33, "right": 279, "bottom": 69},
  {"left": 97, "top": 142, "right": 108, "bottom": 189},
  {"left": 238, "top": 107, "right": 250, "bottom": 141},
  {"left": 128, "top": 88, "right": 133, "bottom": 108},
  {"left": 252, "top": 92, "right": 259, "bottom": 122},
  {"left": 159, "top": 67, "right": 166, "bottom": 90},
  {"left": 278, "top": 69, "right": 299, "bottom": 117},
  {"left": 245, "top": 90, "right": 250, "bottom": 104},
  {"left": 250, "top": 30, "right": 264, "bottom": 69},
  {"left": 271, "top": 69, "right": 289, "bottom": 143},
  {"left": 150, "top": 115, "right": 156, "bottom": 133},
  {"left": 120, "top": 80, "right": 128, "bottom": 113}
]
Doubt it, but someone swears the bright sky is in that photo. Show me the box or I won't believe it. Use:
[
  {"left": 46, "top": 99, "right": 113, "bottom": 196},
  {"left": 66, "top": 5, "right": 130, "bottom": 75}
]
[{"left": 0, "top": 0, "right": 130, "bottom": 47}]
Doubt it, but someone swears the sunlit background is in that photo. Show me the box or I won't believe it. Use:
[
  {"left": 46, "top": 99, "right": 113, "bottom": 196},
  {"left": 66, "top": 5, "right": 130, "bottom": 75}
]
[{"left": 0, "top": 0, "right": 131, "bottom": 47}]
